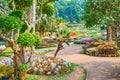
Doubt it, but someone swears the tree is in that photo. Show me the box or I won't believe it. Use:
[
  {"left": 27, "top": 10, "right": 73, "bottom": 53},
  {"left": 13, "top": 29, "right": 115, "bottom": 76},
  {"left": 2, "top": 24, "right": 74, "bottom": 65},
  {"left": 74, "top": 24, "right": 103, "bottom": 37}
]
[
  {"left": 54, "top": 0, "right": 85, "bottom": 23},
  {"left": 54, "top": 28, "right": 70, "bottom": 59},
  {"left": 37, "top": 3, "right": 55, "bottom": 37},
  {"left": 0, "top": 0, "right": 11, "bottom": 16},
  {"left": 83, "top": 0, "right": 120, "bottom": 41},
  {"left": 0, "top": 0, "right": 58, "bottom": 79}
]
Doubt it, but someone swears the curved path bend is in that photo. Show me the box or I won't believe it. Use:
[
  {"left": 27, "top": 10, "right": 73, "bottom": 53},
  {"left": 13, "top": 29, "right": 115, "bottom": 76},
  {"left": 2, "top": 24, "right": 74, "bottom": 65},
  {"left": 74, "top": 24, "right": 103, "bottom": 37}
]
[{"left": 46, "top": 44, "right": 120, "bottom": 80}]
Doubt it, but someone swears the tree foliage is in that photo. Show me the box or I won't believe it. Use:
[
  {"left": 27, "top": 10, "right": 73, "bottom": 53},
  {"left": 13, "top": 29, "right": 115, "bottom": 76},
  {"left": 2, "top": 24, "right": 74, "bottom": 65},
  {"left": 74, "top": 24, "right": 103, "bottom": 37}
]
[
  {"left": 0, "top": 0, "right": 58, "bottom": 79},
  {"left": 58, "top": 28, "right": 70, "bottom": 38},
  {"left": 83, "top": 0, "right": 120, "bottom": 27},
  {"left": 14, "top": 0, "right": 33, "bottom": 11},
  {"left": 17, "top": 33, "right": 41, "bottom": 47},
  {"left": 54, "top": 0, "right": 86, "bottom": 23},
  {"left": 9, "top": 10, "right": 22, "bottom": 18},
  {"left": 0, "top": 16, "right": 22, "bottom": 32},
  {"left": 42, "top": 3, "right": 55, "bottom": 17}
]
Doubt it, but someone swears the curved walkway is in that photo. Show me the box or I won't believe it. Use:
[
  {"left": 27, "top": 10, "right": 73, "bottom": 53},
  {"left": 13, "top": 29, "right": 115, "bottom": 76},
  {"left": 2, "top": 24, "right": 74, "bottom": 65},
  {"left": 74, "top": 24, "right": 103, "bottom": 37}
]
[{"left": 46, "top": 44, "right": 120, "bottom": 80}]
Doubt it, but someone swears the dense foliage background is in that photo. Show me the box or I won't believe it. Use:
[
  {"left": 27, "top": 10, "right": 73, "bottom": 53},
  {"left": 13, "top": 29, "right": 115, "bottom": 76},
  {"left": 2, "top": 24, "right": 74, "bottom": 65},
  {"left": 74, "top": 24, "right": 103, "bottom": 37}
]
[{"left": 54, "top": 0, "right": 86, "bottom": 23}]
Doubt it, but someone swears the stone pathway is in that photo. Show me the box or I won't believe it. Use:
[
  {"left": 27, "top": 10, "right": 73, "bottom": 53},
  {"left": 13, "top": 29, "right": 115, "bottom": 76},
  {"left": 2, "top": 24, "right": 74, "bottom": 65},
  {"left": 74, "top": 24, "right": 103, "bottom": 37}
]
[{"left": 46, "top": 44, "right": 120, "bottom": 80}]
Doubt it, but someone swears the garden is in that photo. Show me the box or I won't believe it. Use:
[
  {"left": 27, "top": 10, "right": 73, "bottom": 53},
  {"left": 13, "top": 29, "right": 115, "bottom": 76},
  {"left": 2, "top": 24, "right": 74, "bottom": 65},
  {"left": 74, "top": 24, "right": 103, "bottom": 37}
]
[{"left": 0, "top": 0, "right": 120, "bottom": 80}]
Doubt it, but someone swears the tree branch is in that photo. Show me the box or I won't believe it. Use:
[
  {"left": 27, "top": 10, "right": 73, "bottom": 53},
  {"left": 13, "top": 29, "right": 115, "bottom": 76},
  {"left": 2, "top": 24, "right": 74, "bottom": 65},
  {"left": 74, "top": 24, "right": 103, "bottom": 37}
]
[
  {"left": 43, "top": 0, "right": 55, "bottom": 7},
  {"left": 34, "top": 15, "right": 42, "bottom": 24},
  {"left": 35, "top": 0, "right": 55, "bottom": 24},
  {"left": 26, "top": 51, "right": 33, "bottom": 64}
]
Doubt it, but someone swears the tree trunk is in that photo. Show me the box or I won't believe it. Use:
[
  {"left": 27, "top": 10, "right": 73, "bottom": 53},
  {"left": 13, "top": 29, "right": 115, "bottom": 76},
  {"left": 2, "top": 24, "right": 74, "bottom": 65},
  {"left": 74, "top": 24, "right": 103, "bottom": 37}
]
[
  {"left": 54, "top": 41, "right": 63, "bottom": 59},
  {"left": 13, "top": 52, "right": 23, "bottom": 80},
  {"left": 10, "top": 42, "right": 26, "bottom": 79},
  {"left": 111, "top": 26, "right": 117, "bottom": 41},
  {"left": 32, "top": 0, "right": 36, "bottom": 33},
  {"left": 39, "top": 26, "right": 44, "bottom": 37},
  {"left": 106, "top": 27, "right": 112, "bottom": 41}
]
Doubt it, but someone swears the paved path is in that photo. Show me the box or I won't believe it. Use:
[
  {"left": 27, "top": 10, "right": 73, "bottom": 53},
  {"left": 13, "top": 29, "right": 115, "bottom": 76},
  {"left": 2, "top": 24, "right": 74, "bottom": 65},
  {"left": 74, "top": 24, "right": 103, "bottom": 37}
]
[{"left": 46, "top": 44, "right": 120, "bottom": 80}]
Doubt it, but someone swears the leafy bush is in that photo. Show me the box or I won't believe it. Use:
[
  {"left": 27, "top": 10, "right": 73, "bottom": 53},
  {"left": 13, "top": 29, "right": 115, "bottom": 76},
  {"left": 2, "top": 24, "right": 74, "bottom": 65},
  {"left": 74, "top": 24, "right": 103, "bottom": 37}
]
[
  {"left": 59, "top": 29, "right": 70, "bottom": 38},
  {"left": 0, "top": 65, "right": 14, "bottom": 77},
  {"left": 17, "top": 33, "right": 35, "bottom": 47},
  {"left": 20, "top": 64, "right": 29, "bottom": 71},
  {"left": 32, "top": 34, "right": 42, "bottom": 46},
  {"left": 17, "top": 33, "right": 42, "bottom": 47},
  {"left": 0, "top": 16, "right": 22, "bottom": 32},
  {"left": 9, "top": 10, "right": 22, "bottom": 18},
  {"left": 28, "top": 56, "right": 70, "bottom": 75},
  {"left": 42, "top": 3, "right": 55, "bottom": 17}
]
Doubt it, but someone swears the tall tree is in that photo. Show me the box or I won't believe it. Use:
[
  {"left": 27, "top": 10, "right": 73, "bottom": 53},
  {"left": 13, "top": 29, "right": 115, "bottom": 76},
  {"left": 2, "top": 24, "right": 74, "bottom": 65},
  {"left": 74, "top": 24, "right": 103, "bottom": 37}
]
[{"left": 83, "top": 0, "right": 120, "bottom": 41}]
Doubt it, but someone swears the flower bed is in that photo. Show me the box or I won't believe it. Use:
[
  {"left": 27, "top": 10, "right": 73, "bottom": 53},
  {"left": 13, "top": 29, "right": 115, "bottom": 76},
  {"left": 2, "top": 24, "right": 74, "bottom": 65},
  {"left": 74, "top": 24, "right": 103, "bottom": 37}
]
[
  {"left": 28, "top": 56, "right": 71, "bottom": 75},
  {"left": 97, "top": 41, "right": 118, "bottom": 57},
  {"left": 82, "top": 41, "right": 119, "bottom": 57},
  {"left": 0, "top": 57, "right": 14, "bottom": 66}
]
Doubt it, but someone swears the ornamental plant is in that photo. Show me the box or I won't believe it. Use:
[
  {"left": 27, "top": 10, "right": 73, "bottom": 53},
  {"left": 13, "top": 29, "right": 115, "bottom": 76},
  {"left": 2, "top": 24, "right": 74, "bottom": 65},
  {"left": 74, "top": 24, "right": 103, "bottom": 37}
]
[
  {"left": 97, "top": 41, "right": 118, "bottom": 57},
  {"left": 54, "top": 28, "right": 70, "bottom": 59},
  {"left": 42, "top": 3, "right": 55, "bottom": 17},
  {"left": 0, "top": 0, "right": 58, "bottom": 79}
]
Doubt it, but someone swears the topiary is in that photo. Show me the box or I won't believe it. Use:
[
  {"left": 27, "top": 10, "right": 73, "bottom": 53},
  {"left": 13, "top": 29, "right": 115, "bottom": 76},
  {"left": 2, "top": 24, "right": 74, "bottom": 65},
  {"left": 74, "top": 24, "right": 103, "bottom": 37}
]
[
  {"left": 20, "top": 64, "right": 29, "bottom": 71},
  {"left": 42, "top": 3, "right": 55, "bottom": 17},
  {"left": 0, "top": 16, "right": 22, "bottom": 33},
  {"left": 17, "top": 33, "right": 35, "bottom": 47},
  {"left": 32, "top": 34, "right": 42, "bottom": 46}
]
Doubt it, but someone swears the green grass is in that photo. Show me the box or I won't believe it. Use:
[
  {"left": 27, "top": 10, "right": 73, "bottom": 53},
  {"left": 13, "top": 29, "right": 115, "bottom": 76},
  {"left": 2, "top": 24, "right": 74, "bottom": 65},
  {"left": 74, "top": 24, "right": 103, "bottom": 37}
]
[
  {"left": 26, "top": 74, "right": 46, "bottom": 80},
  {"left": 82, "top": 67, "right": 87, "bottom": 80},
  {"left": 4, "top": 52, "right": 13, "bottom": 55},
  {"left": 46, "top": 63, "right": 78, "bottom": 80}
]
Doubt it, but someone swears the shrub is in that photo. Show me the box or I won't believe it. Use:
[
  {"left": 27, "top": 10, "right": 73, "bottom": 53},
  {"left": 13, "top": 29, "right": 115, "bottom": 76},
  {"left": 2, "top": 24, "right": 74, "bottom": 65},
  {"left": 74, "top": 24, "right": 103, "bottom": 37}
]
[
  {"left": 17, "top": 33, "right": 35, "bottom": 47},
  {"left": 17, "top": 33, "right": 42, "bottom": 47},
  {"left": 28, "top": 56, "right": 71, "bottom": 75},
  {"left": 9, "top": 10, "right": 22, "bottom": 18},
  {"left": 0, "top": 16, "right": 22, "bottom": 32},
  {"left": 0, "top": 65, "right": 14, "bottom": 77},
  {"left": 59, "top": 29, "right": 70, "bottom": 38},
  {"left": 42, "top": 3, "right": 55, "bottom": 17},
  {"left": 32, "top": 34, "right": 42, "bottom": 46},
  {"left": 20, "top": 64, "right": 29, "bottom": 71}
]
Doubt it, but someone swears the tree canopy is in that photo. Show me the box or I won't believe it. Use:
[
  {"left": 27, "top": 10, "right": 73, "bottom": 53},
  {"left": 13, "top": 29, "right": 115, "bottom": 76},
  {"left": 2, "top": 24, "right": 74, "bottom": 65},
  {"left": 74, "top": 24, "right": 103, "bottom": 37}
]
[
  {"left": 83, "top": 0, "right": 120, "bottom": 28},
  {"left": 54, "top": 0, "right": 86, "bottom": 23}
]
